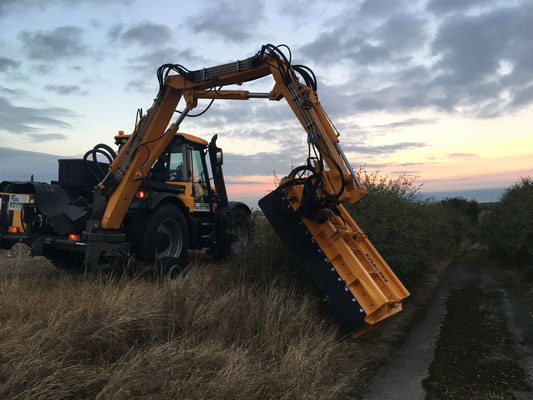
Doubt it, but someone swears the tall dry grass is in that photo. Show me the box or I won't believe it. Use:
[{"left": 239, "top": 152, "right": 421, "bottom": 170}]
[{"left": 0, "top": 236, "right": 366, "bottom": 400}]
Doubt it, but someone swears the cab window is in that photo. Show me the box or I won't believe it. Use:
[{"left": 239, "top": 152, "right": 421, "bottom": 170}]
[
  {"left": 167, "top": 143, "right": 187, "bottom": 182},
  {"left": 190, "top": 148, "right": 209, "bottom": 201}
]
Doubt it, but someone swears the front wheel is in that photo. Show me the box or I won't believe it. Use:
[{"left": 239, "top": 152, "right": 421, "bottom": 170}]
[{"left": 129, "top": 204, "right": 189, "bottom": 266}]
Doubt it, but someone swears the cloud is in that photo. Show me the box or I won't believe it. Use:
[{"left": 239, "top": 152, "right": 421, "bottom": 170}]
[
  {"left": 390, "top": 170, "right": 421, "bottom": 175},
  {"left": 354, "top": 44, "right": 391, "bottom": 65},
  {"left": 359, "top": 0, "right": 414, "bottom": 18},
  {"left": 432, "top": 10, "right": 512, "bottom": 86},
  {"left": 223, "top": 149, "right": 302, "bottom": 178},
  {"left": 26, "top": 133, "right": 68, "bottom": 142},
  {"left": 297, "top": 1, "right": 533, "bottom": 118},
  {"left": 0, "top": 86, "right": 26, "bottom": 97},
  {"left": 130, "top": 47, "right": 207, "bottom": 71},
  {"left": 125, "top": 79, "right": 155, "bottom": 93},
  {"left": 511, "top": 83, "right": 533, "bottom": 107},
  {"left": 396, "top": 162, "right": 426, "bottom": 166},
  {"left": 279, "top": 0, "right": 316, "bottom": 19},
  {"left": 446, "top": 153, "right": 478, "bottom": 158},
  {"left": 0, "top": 96, "right": 74, "bottom": 134},
  {"left": 374, "top": 13, "right": 428, "bottom": 55},
  {"left": 109, "top": 22, "right": 173, "bottom": 46},
  {"left": 426, "top": 0, "right": 486, "bottom": 15},
  {"left": 44, "top": 84, "right": 88, "bottom": 95},
  {"left": 344, "top": 141, "right": 426, "bottom": 155},
  {"left": 19, "top": 26, "right": 87, "bottom": 60},
  {"left": 187, "top": 100, "right": 297, "bottom": 131},
  {"left": 300, "top": 6, "right": 427, "bottom": 66},
  {"left": 189, "top": 0, "right": 266, "bottom": 42},
  {"left": 314, "top": 81, "right": 359, "bottom": 117},
  {"left": 125, "top": 47, "right": 209, "bottom": 90},
  {"left": 357, "top": 162, "right": 392, "bottom": 169},
  {"left": 300, "top": 31, "right": 347, "bottom": 63},
  {"left": 0, "top": 56, "right": 21, "bottom": 72},
  {"left": 225, "top": 180, "right": 268, "bottom": 185},
  {"left": 89, "top": 18, "right": 102, "bottom": 29},
  {"left": 372, "top": 118, "right": 437, "bottom": 130},
  {"left": 0, "top": 0, "right": 132, "bottom": 17},
  {"left": 428, "top": 3, "right": 533, "bottom": 113}
]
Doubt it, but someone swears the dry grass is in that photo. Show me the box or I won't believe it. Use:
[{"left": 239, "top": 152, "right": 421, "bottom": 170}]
[
  {"left": 0, "top": 219, "right": 457, "bottom": 399},
  {"left": 0, "top": 242, "right": 366, "bottom": 400}
]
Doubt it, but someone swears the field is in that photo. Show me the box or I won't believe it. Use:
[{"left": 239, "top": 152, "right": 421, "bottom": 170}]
[
  {"left": 0, "top": 174, "right": 486, "bottom": 399},
  {"left": 0, "top": 221, "right": 376, "bottom": 400}
]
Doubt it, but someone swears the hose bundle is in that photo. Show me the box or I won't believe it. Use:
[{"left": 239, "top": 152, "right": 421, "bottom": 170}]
[{"left": 83, "top": 143, "right": 116, "bottom": 182}]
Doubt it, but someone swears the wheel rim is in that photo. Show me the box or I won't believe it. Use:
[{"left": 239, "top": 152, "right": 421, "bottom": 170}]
[
  {"left": 166, "top": 264, "right": 182, "bottom": 279},
  {"left": 156, "top": 218, "right": 183, "bottom": 260}
]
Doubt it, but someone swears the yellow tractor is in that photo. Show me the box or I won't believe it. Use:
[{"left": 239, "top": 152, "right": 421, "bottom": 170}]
[{"left": 0, "top": 44, "right": 409, "bottom": 338}]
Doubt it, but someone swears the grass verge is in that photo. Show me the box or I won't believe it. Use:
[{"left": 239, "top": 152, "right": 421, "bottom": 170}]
[
  {"left": 0, "top": 216, "right": 468, "bottom": 399},
  {"left": 0, "top": 243, "right": 363, "bottom": 400}
]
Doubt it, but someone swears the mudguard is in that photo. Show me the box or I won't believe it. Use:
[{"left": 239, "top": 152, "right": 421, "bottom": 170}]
[{"left": 225, "top": 201, "right": 251, "bottom": 215}]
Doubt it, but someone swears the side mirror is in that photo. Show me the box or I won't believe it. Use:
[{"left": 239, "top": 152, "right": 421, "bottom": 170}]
[{"left": 209, "top": 134, "right": 224, "bottom": 167}]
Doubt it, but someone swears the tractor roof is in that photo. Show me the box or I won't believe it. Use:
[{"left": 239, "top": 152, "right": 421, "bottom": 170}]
[{"left": 115, "top": 131, "right": 208, "bottom": 147}]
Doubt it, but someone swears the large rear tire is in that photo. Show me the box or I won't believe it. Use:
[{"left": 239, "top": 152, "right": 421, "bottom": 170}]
[{"left": 128, "top": 204, "right": 189, "bottom": 267}]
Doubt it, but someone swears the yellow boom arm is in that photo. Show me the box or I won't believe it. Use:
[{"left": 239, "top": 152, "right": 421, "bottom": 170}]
[{"left": 98, "top": 44, "right": 409, "bottom": 337}]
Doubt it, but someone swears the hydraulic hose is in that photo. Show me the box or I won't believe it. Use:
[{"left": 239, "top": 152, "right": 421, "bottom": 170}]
[{"left": 83, "top": 143, "right": 117, "bottom": 183}]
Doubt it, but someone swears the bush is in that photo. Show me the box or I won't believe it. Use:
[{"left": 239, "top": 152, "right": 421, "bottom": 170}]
[
  {"left": 345, "top": 170, "right": 474, "bottom": 287},
  {"left": 440, "top": 197, "right": 481, "bottom": 224},
  {"left": 479, "top": 177, "right": 533, "bottom": 279}
]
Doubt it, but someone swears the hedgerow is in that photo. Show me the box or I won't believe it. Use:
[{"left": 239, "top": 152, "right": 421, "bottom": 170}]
[
  {"left": 345, "top": 170, "right": 475, "bottom": 286},
  {"left": 479, "top": 177, "right": 533, "bottom": 280}
]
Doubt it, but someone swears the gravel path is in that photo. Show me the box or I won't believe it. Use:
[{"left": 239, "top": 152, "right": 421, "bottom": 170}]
[{"left": 363, "top": 251, "right": 533, "bottom": 400}]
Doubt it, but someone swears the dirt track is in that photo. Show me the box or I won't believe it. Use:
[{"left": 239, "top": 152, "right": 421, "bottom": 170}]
[{"left": 363, "top": 249, "right": 533, "bottom": 400}]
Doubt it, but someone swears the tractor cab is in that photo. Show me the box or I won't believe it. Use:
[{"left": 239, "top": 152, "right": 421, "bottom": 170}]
[
  {"left": 113, "top": 131, "right": 241, "bottom": 261},
  {"left": 115, "top": 131, "right": 222, "bottom": 214}
]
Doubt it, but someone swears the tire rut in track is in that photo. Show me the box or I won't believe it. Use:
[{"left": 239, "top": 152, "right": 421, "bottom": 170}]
[{"left": 423, "top": 287, "right": 529, "bottom": 399}]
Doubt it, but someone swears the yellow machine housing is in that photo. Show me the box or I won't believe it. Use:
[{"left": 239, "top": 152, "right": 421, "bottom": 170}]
[{"left": 0, "top": 192, "right": 35, "bottom": 233}]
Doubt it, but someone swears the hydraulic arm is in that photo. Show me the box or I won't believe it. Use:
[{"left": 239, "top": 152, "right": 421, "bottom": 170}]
[{"left": 95, "top": 44, "right": 409, "bottom": 337}]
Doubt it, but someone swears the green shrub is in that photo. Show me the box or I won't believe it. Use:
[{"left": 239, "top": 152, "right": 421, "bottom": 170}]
[
  {"left": 440, "top": 197, "right": 481, "bottom": 224},
  {"left": 479, "top": 177, "right": 533, "bottom": 279},
  {"left": 345, "top": 171, "right": 473, "bottom": 287}
]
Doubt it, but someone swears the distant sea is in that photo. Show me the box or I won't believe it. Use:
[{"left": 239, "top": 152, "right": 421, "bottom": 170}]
[{"left": 421, "top": 188, "right": 505, "bottom": 203}]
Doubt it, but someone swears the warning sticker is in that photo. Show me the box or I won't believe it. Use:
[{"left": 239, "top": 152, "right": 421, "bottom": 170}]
[
  {"left": 8, "top": 194, "right": 30, "bottom": 211},
  {"left": 193, "top": 203, "right": 210, "bottom": 212}
]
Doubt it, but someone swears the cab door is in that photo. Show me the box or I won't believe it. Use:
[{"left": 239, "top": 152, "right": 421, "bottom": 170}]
[
  {"left": 188, "top": 145, "right": 216, "bottom": 249},
  {"left": 188, "top": 147, "right": 212, "bottom": 213}
]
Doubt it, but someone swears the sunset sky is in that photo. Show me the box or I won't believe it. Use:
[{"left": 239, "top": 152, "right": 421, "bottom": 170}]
[{"left": 1, "top": 0, "right": 532, "bottom": 205}]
